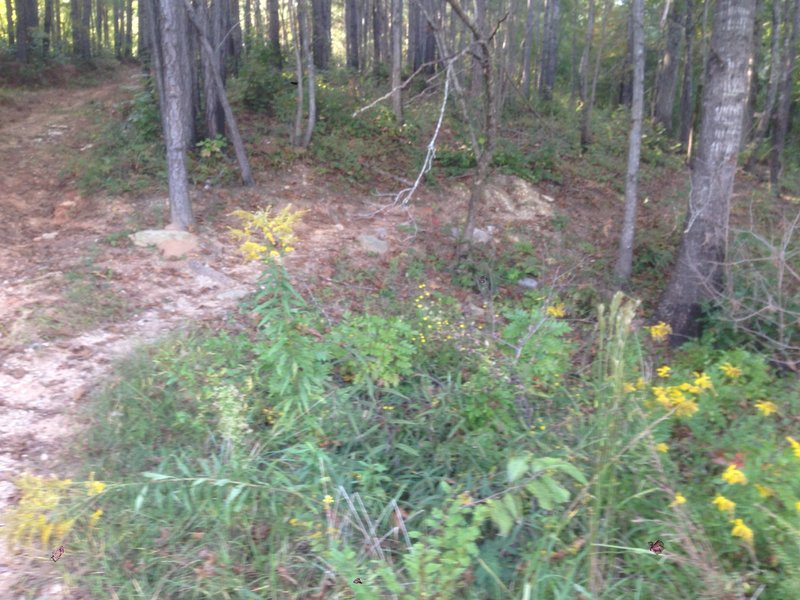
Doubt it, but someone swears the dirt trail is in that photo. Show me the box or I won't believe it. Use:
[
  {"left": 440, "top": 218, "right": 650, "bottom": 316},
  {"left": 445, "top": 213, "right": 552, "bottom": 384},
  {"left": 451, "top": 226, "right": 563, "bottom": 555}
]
[{"left": 0, "top": 68, "right": 271, "bottom": 599}]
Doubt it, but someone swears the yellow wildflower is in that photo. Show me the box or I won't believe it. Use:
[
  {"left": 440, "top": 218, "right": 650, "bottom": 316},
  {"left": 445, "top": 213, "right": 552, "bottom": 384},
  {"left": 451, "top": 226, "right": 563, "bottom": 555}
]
[
  {"left": 712, "top": 495, "right": 736, "bottom": 513},
  {"left": 623, "top": 382, "right": 636, "bottom": 393},
  {"left": 755, "top": 484, "right": 774, "bottom": 498},
  {"left": 795, "top": 501, "right": 800, "bottom": 513},
  {"left": 731, "top": 518, "right": 753, "bottom": 544},
  {"left": 754, "top": 400, "right": 778, "bottom": 416},
  {"left": 722, "top": 464, "right": 747, "bottom": 485},
  {"left": 678, "top": 382, "right": 701, "bottom": 394},
  {"left": 85, "top": 473, "right": 106, "bottom": 497},
  {"left": 693, "top": 372, "right": 713, "bottom": 390},
  {"left": 671, "top": 492, "right": 687, "bottom": 507},
  {"left": 649, "top": 322, "right": 672, "bottom": 341},
  {"left": 546, "top": 303, "right": 566, "bottom": 318},
  {"left": 656, "top": 366, "right": 671, "bottom": 378},
  {"left": 787, "top": 437, "right": 800, "bottom": 458},
  {"left": 323, "top": 495, "right": 334, "bottom": 506},
  {"left": 40, "top": 520, "right": 55, "bottom": 546},
  {"left": 289, "top": 517, "right": 299, "bottom": 526},
  {"left": 636, "top": 377, "right": 646, "bottom": 390},
  {"left": 655, "top": 443, "right": 669, "bottom": 453},
  {"left": 674, "top": 399, "right": 699, "bottom": 417},
  {"left": 720, "top": 362, "right": 742, "bottom": 378},
  {"left": 89, "top": 509, "right": 103, "bottom": 527}
]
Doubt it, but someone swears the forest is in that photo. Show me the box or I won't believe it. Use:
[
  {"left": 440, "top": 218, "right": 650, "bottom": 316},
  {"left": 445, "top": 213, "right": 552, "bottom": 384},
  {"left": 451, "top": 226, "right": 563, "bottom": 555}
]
[{"left": 1, "top": 0, "right": 799, "bottom": 598}]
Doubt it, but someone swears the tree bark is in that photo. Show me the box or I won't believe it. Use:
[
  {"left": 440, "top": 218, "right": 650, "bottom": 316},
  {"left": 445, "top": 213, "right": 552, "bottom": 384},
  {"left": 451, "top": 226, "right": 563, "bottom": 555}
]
[
  {"left": 679, "top": 0, "right": 694, "bottom": 150},
  {"left": 124, "top": 0, "right": 132, "bottom": 57},
  {"left": 657, "top": 0, "right": 757, "bottom": 344},
  {"left": 653, "top": 0, "right": 684, "bottom": 132},
  {"left": 311, "top": 0, "right": 331, "bottom": 69},
  {"left": 299, "top": 0, "right": 316, "bottom": 148},
  {"left": 539, "top": 0, "right": 560, "bottom": 100},
  {"left": 390, "top": 0, "right": 403, "bottom": 123},
  {"left": 44, "top": 0, "right": 54, "bottom": 54},
  {"left": 619, "top": 6, "right": 633, "bottom": 106},
  {"left": 254, "top": 0, "right": 263, "bottom": 40},
  {"left": 268, "top": 0, "right": 281, "bottom": 64},
  {"left": 521, "top": 0, "right": 537, "bottom": 99},
  {"left": 769, "top": 0, "right": 800, "bottom": 192},
  {"left": 345, "top": 0, "right": 359, "bottom": 69},
  {"left": 614, "top": 0, "right": 645, "bottom": 283},
  {"left": 470, "top": 0, "right": 486, "bottom": 97},
  {"left": 5, "top": 0, "right": 14, "bottom": 47},
  {"left": 151, "top": 0, "right": 194, "bottom": 230},
  {"left": 15, "top": 0, "right": 38, "bottom": 63}
]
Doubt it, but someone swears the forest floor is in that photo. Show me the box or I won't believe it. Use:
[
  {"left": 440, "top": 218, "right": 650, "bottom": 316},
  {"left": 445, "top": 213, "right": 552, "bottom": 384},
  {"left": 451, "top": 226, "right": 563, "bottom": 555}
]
[{"left": 0, "top": 64, "right": 699, "bottom": 598}]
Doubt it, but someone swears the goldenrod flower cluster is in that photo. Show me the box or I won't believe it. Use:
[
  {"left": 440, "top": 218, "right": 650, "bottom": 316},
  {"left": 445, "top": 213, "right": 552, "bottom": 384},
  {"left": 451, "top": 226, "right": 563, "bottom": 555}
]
[
  {"left": 721, "top": 464, "right": 747, "bottom": 485},
  {"left": 412, "top": 284, "right": 470, "bottom": 346},
  {"left": 649, "top": 321, "right": 672, "bottom": 341},
  {"left": 6, "top": 474, "right": 76, "bottom": 548},
  {"left": 545, "top": 303, "right": 566, "bottom": 318},
  {"left": 730, "top": 518, "right": 754, "bottom": 544},
  {"left": 229, "top": 204, "right": 306, "bottom": 262}
]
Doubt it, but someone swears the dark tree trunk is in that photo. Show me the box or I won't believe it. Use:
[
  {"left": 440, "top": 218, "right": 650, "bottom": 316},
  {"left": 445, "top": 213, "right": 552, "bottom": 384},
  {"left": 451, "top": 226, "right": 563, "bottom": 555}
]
[
  {"left": 653, "top": 0, "right": 684, "bottom": 132},
  {"left": 5, "top": 0, "right": 14, "bottom": 47},
  {"left": 657, "top": 0, "right": 757, "bottom": 344},
  {"left": 45, "top": 0, "right": 54, "bottom": 54},
  {"left": 372, "top": 0, "right": 383, "bottom": 67},
  {"left": 15, "top": 0, "right": 39, "bottom": 63},
  {"left": 124, "top": 0, "right": 132, "bottom": 57},
  {"left": 679, "top": 0, "right": 694, "bottom": 150},
  {"left": 742, "top": 0, "right": 765, "bottom": 147},
  {"left": 254, "top": 0, "right": 263, "bottom": 40},
  {"left": 539, "top": 0, "right": 560, "bottom": 100},
  {"left": 619, "top": 6, "right": 633, "bottom": 106},
  {"left": 391, "top": 0, "right": 403, "bottom": 123},
  {"left": 268, "top": 0, "right": 281, "bottom": 63},
  {"left": 311, "top": 0, "right": 331, "bottom": 69},
  {"left": 244, "top": 0, "right": 252, "bottom": 42},
  {"left": 345, "top": 0, "right": 359, "bottom": 69},
  {"left": 614, "top": 0, "right": 645, "bottom": 282},
  {"left": 407, "top": 0, "right": 417, "bottom": 70},
  {"left": 138, "top": 0, "right": 150, "bottom": 59},
  {"left": 769, "top": 0, "right": 800, "bottom": 192},
  {"left": 96, "top": 0, "right": 104, "bottom": 54},
  {"left": 113, "top": 0, "right": 121, "bottom": 57}
]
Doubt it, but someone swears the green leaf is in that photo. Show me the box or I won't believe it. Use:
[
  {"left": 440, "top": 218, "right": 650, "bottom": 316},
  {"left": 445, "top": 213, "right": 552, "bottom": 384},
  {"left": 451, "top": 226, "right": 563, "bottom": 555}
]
[
  {"left": 141, "top": 472, "right": 171, "bottom": 480},
  {"left": 526, "top": 480, "right": 554, "bottom": 510},
  {"left": 507, "top": 455, "right": 530, "bottom": 483},
  {"left": 540, "top": 475, "right": 570, "bottom": 504},
  {"left": 134, "top": 486, "right": 149, "bottom": 512},
  {"left": 502, "top": 493, "right": 521, "bottom": 520},
  {"left": 489, "top": 500, "right": 514, "bottom": 536}
]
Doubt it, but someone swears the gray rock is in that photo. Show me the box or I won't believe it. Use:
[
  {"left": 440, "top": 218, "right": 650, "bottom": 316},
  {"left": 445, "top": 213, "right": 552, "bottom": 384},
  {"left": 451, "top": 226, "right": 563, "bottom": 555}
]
[
  {"left": 130, "top": 229, "right": 195, "bottom": 247},
  {"left": 359, "top": 234, "right": 389, "bottom": 254},
  {"left": 517, "top": 277, "right": 539, "bottom": 290}
]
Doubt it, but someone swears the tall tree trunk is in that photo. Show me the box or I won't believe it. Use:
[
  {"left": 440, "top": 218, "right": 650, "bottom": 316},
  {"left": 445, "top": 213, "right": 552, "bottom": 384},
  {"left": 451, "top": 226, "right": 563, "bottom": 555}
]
[
  {"left": 312, "top": 0, "right": 331, "bottom": 69},
  {"left": 521, "top": 0, "right": 537, "bottom": 99},
  {"left": 113, "top": 0, "right": 121, "bottom": 57},
  {"left": 679, "top": 0, "right": 694, "bottom": 150},
  {"left": 741, "top": 0, "right": 765, "bottom": 147},
  {"left": 584, "top": 0, "right": 611, "bottom": 146},
  {"left": 345, "top": 0, "right": 359, "bottom": 69},
  {"left": 268, "top": 0, "right": 280, "bottom": 63},
  {"left": 138, "top": 0, "right": 150, "bottom": 59},
  {"left": 657, "top": 0, "right": 757, "bottom": 344},
  {"left": 254, "top": 0, "right": 263, "bottom": 40},
  {"left": 579, "top": 0, "right": 596, "bottom": 150},
  {"left": 390, "top": 0, "right": 403, "bottom": 123},
  {"left": 614, "top": 0, "right": 645, "bottom": 283},
  {"left": 372, "top": 0, "right": 383, "bottom": 67},
  {"left": 299, "top": 0, "right": 316, "bottom": 147},
  {"left": 406, "top": 0, "right": 417, "bottom": 70},
  {"left": 45, "top": 0, "right": 54, "bottom": 55},
  {"left": 244, "top": 0, "right": 252, "bottom": 42},
  {"left": 5, "top": 0, "right": 14, "bottom": 47},
  {"left": 653, "top": 0, "right": 684, "bottom": 132},
  {"left": 769, "top": 0, "right": 800, "bottom": 193},
  {"left": 539, "top": 0, "right": 560, "bottom": 100},
  {"left": 151, "top": 0, "right": 194, "bottom": 230},
  {"left": 16, "top": 0, "right": 39, "bottom": 63},
  {"left": 96, "top": 0, "right": 104, "bottom": 54},
  {"left": 124, "top": 0, "right": 132, "bottom": 57},
  {"left": 619, "top": 6, "right": 633, "bottom": 106}
]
